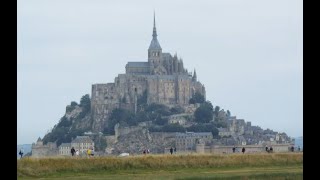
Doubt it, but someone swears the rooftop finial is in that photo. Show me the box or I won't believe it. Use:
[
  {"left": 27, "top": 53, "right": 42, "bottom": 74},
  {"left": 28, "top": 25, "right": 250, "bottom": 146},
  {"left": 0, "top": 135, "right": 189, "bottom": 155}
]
[
  {"left": 152, "top": 11, "right": 157, "bottom": 38},
  {"left": 148, "top": 11, "right": 161, "bottom": 50},
  {"left": 154, "top": 10, "right": 156, "bottom": 28},
  {"left": 193, "top": 68, "right": 197, "bottom": 81}
]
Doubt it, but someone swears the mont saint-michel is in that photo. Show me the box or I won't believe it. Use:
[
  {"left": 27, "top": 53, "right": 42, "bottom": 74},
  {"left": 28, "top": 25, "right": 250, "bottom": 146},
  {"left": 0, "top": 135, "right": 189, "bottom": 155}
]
[
  {"left": 31, "top": 14, "right": 294, "bottom": 158},
  {"left": 91, "top": 14, "right": 205, "bottom": 132}
]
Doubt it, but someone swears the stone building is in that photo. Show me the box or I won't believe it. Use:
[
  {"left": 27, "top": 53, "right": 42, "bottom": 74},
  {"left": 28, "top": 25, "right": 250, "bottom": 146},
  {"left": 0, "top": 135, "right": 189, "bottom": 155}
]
[
  {"left": 167, "top": 113, "right": 192, "bottom": 126},
  {"left": 31, "top": 137, "right": 58, "bottom": 158},
  {"left": 71, "top": 136, "right": 94, "bottom": 155},
  {"left": 217, "top": 128, "right": 232, "bottom": 137},
  {"left": 175, "top": 132, "right": 213, "bottom": 151},
  {"left": 57, "top": 136, "right": 95, "bottom": 156},
  {"left": 91, "top": 14, "right": 206, "bottom": 131},
  {"left": 58, "top": 143, "right": 71, "bottom": 156}
]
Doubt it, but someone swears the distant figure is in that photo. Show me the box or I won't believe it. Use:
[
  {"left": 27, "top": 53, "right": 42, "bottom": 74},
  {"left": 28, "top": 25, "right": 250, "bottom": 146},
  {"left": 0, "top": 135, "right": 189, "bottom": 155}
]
[
  {"left": 170, "top": 147, "right": 173, "bottom": 155},
  {"left": 232, "top": 147, "right": 236, "bottom": 153},
  {"left": 298, "top": 146, "right": 301, "bottom": 152},
  {"left": 143, "top": 149, "right": 146, "bottom": 155},
  {"left": 76, "top": 150, "right": 79, "bottom": 157},
  {"left": 174, "top": 147, "right": 177, "bottom": 154},
  {"left": 265, "top": 147, "right": 269, "bottom": 153},
  {"left": 147, "top": 149, "right": 150, "bottom": 154},
  {"left": 270, "top": 147, "right": 273, "bottom": 153},
  {"left": 242, "top": 147, "right": 245, "bottom": 154},
  {"left": 19, "top": 149, "right": 24, "bottom": 159},
  {"left": 291, "top": 146, "right": 294, "bottom": 152},
  {"left": 90, "top": 148, "right": 94, "bottom": 156},
  {"left": 87, "top": 148, "right": 92, "bottom": 157},
  {"left": 71, "top": 147, "right": 75, "bottom": 156}
]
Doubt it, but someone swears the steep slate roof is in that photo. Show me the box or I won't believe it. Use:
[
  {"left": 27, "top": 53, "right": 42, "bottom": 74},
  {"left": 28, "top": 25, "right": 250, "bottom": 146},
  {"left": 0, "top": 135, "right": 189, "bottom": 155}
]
[
  {"left": 162, "top": 53, "right": 172, "bottom": 58},
  {"left": 176, "top": 132, "right": 212, "bottom": 137},
  {"left": 217, "top": 128, "right": 229, "bottom": 132},
  {"left": 126, "top": 62, "right": 149, "bottom": 68},
  {"left": 59, "top": 143, "right": 71, "bottom": 148},
  {"left": 149, "top": 38, "right": 162, "bottom": 50},
  {"left": 71, "top": 136, "right": 94, "bottom": 144}
]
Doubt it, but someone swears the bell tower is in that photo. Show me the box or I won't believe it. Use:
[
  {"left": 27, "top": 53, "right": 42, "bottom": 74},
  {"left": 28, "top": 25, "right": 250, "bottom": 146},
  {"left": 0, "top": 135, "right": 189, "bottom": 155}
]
[{"left": 148, "top": 12, "right": 162, "bottom": 66}]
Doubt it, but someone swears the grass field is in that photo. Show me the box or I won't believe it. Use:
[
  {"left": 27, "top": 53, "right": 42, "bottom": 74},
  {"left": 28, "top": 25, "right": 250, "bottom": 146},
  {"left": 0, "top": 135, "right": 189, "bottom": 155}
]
[{"left": 17, "top": 153, "right": 303, "bottom": 180}]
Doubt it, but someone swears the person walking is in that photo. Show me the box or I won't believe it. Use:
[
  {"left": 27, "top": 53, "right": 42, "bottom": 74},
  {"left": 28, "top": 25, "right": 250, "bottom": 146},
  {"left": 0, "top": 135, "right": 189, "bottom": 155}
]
[
  {"left": 76, "top": 150, "right": 79, "bottom": 157},
  {"left": 71, "top": 147, "right": 76, "bottom": 156},
  {"left": 170, "top": 147, "right": 173, "bottom": 155},
  {"left": 242, "top": 147, "right": 245, "bottom": 154},
  {"left": 19, "top": 149, "right": 24, "bottom": 159},
  {"left": 174, "top": 147, "right": 176, "bottom": 154},
  {"left": 87, "top": 148, "right": 92, "bottom": 158},
  {"left": 269, "top": 147, "right": 273, "bottom": 153}
]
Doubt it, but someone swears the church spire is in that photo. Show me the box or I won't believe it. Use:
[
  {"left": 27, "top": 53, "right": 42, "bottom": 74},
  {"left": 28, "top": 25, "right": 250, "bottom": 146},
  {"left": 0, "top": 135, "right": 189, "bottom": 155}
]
[
  {"left": 153, "top": 11, "right": 157, "bottom": 39},
  {"left": 148, "top": 11, "right": 161, "bottom": 50},
  {"left": 192, "top": 69, "right": 197, "bottom": 81}
]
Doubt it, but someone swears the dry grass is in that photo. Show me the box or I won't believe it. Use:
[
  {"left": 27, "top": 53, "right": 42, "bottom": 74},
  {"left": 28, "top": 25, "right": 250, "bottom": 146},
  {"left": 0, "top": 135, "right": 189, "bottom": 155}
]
[{"left": 17, "top": 153, "right": 303, "bottom": 178}]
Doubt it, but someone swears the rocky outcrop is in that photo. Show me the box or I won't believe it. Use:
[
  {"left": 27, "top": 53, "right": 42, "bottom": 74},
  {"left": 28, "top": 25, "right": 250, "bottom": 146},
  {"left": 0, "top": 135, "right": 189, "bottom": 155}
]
[{"left": 111, "top": 126, "right": 175, "bottom": 155}]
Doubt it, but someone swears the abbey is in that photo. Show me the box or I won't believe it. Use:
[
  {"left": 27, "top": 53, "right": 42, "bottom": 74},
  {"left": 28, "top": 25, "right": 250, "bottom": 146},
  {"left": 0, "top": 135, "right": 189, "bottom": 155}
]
[{"left": 91, "top": 14, "right": 205, "bottom": 131}]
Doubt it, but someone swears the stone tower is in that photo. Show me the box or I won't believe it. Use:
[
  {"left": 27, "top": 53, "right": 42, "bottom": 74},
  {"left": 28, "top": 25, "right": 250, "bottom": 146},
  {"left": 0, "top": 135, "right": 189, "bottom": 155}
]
[
  {"left": 148, "top": 12, "right": 162, "bottom": 71},
  {"left": 192, "top": 69, "right": 197, "bottom": 82}
]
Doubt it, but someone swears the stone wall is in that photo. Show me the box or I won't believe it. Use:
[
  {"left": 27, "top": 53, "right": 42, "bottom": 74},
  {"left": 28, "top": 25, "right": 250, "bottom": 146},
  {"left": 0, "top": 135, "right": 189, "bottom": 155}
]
[
  {"left": 31, "top": 143, "right": 58, "bottom": 158},
  {"left": 205, "top": 144, "right": 292, "bottom": 154}
]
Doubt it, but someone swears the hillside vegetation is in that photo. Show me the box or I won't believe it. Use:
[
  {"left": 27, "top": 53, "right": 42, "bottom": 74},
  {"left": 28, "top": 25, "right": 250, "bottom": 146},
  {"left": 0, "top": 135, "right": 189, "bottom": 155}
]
[{"left": 40, "top": 92, "right": 230, "bottom": 149}]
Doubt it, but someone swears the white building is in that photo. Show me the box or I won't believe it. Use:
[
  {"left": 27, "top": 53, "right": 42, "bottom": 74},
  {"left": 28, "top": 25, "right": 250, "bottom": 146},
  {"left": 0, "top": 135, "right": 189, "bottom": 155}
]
[
  {"left": 71, "top": 136, "right": 94, "bottom": 155},
  {"left": 59, "top": 143, "right": 71, "bottom": 156}
]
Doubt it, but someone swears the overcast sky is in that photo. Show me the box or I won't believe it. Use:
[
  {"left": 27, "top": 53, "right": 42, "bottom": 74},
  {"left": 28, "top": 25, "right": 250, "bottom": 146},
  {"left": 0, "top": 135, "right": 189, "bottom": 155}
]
[{"left": 17, "top": 0, "right": 302, "bottom": 145}]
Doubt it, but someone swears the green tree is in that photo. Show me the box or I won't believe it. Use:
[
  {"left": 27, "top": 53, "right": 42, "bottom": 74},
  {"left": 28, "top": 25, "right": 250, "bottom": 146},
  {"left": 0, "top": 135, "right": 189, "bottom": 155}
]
[
  {"left": 189, "top": 92, "right": 205, "bottom": 104},
  {"left": 186, "top": 123, "right": 219, "bottom": 137},
  {"left": 194, "top": 101, "right": 214, "bottom": 123},
  {"left": 214, "top": 106, "right": 220, "bottom": 117},
  {"left": 71, "top": 101, "right": 78, "bottom": 107},
  {"left": 163, "top": 124, "right": 186, "bottom": 132},
  {"left": 145, "top": 103, "right": 171, "bottom": 116},
  {"left": 154, "top": 117, "right": 168, "bottom": 126},
  {"left": 80, "top": 94, "right": 91, "bottom": 112},
  {"left": 57, "top": 116, "right": 72, "bottom": 128},
  {"left": 106, "top": 108, "right": 136, "bottom": 135},
  {"left": 170, "top": 106, "right": 184, "bottom": 114}
]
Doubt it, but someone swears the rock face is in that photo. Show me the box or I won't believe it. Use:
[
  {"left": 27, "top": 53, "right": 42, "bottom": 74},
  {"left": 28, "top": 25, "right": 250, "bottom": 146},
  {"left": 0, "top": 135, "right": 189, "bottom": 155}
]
[{"left": 111, "top": 126, "right": 175, "bottom": 155}]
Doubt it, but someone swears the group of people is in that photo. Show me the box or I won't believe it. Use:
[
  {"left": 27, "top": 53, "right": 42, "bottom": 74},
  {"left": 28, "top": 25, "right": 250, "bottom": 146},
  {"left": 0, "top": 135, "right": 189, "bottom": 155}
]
[
  {"left": 232, "top": 147, "right": 246, "bottom": 154},
  {"left": 143, "top": 149, "right": 150, "bottom": 155},
  {"left": 70, "top": 147, "right": 93, "bottom": 157},
  {"left": 265, "top": 146, "right": 274, "bottom": 153},
  {"left": 169, "top": 147, "right": 176, "bottom": 154},
  {"left": 290, "top": 146, "right": 301, "bottom": 152}
]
